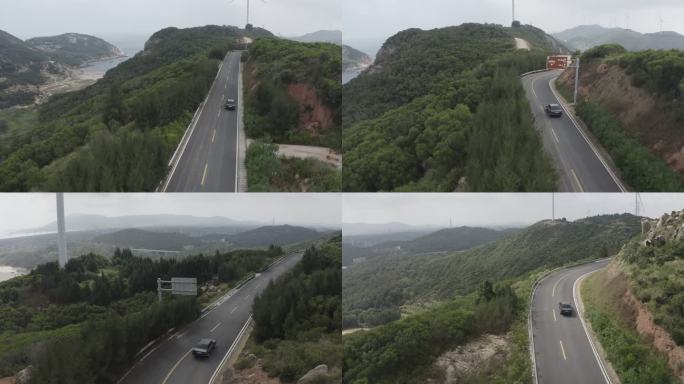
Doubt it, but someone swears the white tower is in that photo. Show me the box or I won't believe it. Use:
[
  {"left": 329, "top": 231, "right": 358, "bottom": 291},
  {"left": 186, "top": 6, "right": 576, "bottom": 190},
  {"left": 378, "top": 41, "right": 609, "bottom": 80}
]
[{"left": 56, "top": 193, "right": 68, "bottom": 267}]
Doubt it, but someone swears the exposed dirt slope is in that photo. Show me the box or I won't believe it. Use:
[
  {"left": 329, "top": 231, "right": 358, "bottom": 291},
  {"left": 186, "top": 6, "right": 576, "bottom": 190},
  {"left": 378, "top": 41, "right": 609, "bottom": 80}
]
[{"left": 557, "top": 62, "right": 684, "bottom": 175}]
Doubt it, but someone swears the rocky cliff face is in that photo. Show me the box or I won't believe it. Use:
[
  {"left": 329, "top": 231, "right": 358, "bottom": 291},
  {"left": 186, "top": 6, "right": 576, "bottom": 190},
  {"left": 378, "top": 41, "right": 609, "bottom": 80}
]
[{"left": 342, "top": 45, "right": 372, "bottom": 72}]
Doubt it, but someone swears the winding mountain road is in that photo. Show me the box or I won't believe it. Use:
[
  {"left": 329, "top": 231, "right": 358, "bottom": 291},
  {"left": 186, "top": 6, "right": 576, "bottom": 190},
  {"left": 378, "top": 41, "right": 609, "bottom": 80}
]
[
  {"left": 530, "top": 259, "right": 612, "bottom": 384},
  {"left": 163, "top": 51, "right": 242, "bottom": 192},
  {"left": 522, "top": 70, "right": 626, "bottom": 192},
  {"left": 119, "top": 251, "right": 303, "bottom": 384}
]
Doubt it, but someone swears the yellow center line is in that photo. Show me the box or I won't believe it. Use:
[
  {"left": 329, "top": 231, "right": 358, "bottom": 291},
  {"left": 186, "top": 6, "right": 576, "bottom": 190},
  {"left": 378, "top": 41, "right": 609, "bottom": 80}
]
[
  {"left": 570, "top": 169, "right": 585, "bottom": 192},
  {"left": 161, "top": 348, "right": 192, "bottom": 384},
  {"left": 211, "top": 129, "right": 216, "bottom": 143},
  {"left": 201, "top": 163, "right": 208, "bottom": 186},
  {"left": 560, "top": 340, "right": 567, "bottom": 360}
]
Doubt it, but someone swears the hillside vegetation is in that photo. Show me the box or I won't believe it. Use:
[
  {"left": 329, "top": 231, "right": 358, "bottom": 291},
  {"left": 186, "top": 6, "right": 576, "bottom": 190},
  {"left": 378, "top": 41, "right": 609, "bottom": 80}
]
[
  {"left": 343, "top": 214, "right": 640, "bottom": 328},
  {"left": 0, "top": 25, "right": 269, "bottom": 191},
  {"left": 342, "top": 23, "right": 559, "bottom": 191},
  {"left": 244, "top": 37, "right": 341, "bottom": 149},
  {"left": 618, "top": 211, "right": 684, "bottom": 346},
  {"left": 0, "top": 246, "right": 282, "bottom": 379},
  {"left": 344, "top": 274, "right": 535, "bottom": 384},
  {"left": 243, "top": 37, "right": 341, "bottom": 192},
  {"left": 236, "top": 236, "right": 342, "bottom": 382},
  {"left": 558, "top": 45, "right": 684, "bottom": 191}
]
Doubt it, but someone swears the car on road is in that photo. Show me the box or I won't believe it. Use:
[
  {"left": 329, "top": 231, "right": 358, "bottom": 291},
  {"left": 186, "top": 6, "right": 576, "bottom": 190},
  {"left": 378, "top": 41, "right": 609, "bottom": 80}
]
[
  {"left": 559, "top": 302, "right": 573, "bottom": 316},
  {"left": 224, "top": 99, "right": 236, "bottom": 110},
  {"left": 545, "top": 103, "right": 563, "bottom": 117},
  {"left": 192, "top": 338, "right": 217, "bottom": 357}
]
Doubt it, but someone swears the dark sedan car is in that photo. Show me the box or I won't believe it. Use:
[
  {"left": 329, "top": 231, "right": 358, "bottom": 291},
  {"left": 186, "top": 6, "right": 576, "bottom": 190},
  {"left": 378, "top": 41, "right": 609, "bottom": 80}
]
[
  {"left": 224, "top": 99, "right": 236, "bottom": 110},
  {"left": 559, "top": 302, "right": 573, "bottom": 316},
  {"left": 192, "top": 338, "right": 217, "bottom": 357},
  {"left": 545, "top": 103, "right": 563, "bottom": 117}
]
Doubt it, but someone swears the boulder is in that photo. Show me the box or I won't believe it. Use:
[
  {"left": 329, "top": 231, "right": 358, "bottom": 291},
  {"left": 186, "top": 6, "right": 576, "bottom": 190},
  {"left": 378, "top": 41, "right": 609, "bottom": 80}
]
[
  {"left": 641, "top": 219, "right": 652, "bottom": 235},
  {"left": 297, "top": 364, "right": 329, "bottom": 383},
  {"left": 14, "top": 366, "right": 32, "bottom": 384}
]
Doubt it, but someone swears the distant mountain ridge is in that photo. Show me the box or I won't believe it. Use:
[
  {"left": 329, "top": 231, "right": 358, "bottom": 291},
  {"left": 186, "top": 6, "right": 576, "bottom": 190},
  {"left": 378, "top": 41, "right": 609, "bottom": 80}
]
[
  {"left": 288, "top": 30, "right": 342, "bottom": 44},
  {"left": 343, "top": 226, "right": 517, "bottom": 266},
  {"left": 92, "top": 224, "right": 324, "bottom": 250},
  {"left": 26, "top": 33, "right": 124, "bottom": 66},
  {"left": 554, "top": 25, "right": 684, "bottom": 51},
  {"left": 17, "top": 214, "right": 262, "bottom": 234}
]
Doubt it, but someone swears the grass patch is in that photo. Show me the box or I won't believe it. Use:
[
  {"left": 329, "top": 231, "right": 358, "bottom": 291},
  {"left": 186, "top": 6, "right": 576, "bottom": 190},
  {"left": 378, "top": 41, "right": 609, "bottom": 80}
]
[
  {"left": 246, "top": 141, "right": 340, "bottom": 192},
  {"left": 582, "top": 268, "right": 677, "bottom": 384}
]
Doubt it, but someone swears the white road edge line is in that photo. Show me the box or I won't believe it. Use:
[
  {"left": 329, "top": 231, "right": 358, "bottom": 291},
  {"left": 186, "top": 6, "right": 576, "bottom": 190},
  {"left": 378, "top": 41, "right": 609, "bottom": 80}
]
[
  {"left": 208, "top": 314, "right": 252, "bottom": 384},
  {"left": 573, "top": 269, "right": 612, "bottom": 384},
  {"left": 547, "top": 76, "right": 627, "bottom": 192},
  {"left": 140, "top": 345, "right": 160, "bottom": 362},
  {"left": 162, "top": 56, "right": 226, "bottom": 192},
  {"left": 235, "top": 58, "right": 240, "bottom": 193},
  {"left": 553, "top": 310, "right": 557, "bottom": 322}
]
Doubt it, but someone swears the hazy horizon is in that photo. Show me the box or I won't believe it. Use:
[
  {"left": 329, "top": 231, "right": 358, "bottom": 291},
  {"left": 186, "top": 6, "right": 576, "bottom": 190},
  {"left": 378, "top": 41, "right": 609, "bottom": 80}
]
[
  {"left": 344, "top": 0, "right": 684, "bottom": 55},
  {"left": 1, "top": 0, "right": 340, "bottom": 41},
  {"left": 0, "top": 194, "right": 342, "bottom": 236},
  {"left": 343, "top": 193, "right": 684, "bottom": 230}
]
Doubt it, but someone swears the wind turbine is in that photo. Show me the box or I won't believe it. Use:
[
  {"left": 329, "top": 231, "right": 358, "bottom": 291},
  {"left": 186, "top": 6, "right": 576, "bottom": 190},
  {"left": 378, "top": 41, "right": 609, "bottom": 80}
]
[
  {"left": 227, "top": 0, "right": 269, "bottom": 28},
  {"left": 659, "top": 15, "right": 664, "bottom": 32}
]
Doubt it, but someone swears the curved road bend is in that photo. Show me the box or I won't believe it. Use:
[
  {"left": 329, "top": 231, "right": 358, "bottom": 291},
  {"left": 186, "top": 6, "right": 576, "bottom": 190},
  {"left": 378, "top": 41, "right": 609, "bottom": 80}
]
[
  {"left": 530, "top": 259, "right": 612, "bottom": 384},
  {"left": 521, "top": 70, "right": 624, "bottom": 192},
  {"left": 164, "top": 51, "right": 241, "bottom": 192},
  {"left": 119, "top": 252, "right": 303, "bottom": 384}
]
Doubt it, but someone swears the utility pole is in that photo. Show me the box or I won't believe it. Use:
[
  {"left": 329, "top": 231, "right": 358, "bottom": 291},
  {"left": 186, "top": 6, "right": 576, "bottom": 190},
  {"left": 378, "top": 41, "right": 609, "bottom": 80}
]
[
  {"left": 552, "top": 193, "right": 555, "bottom": 222},
  {"left": 573, "top": 57, "right": 580, "bottom": 105},
  {"left": 246, "top": 0, "right": 250, "bottom": 26},
  {"left": 56, "top": 193, "right": 68, "bottom": 268}
]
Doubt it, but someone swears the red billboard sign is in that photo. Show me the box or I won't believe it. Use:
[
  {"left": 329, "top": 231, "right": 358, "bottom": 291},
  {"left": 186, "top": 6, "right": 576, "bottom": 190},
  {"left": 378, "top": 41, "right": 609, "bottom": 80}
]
[{"left": 547, "top": 55, "right": 571, "bottom": 70}]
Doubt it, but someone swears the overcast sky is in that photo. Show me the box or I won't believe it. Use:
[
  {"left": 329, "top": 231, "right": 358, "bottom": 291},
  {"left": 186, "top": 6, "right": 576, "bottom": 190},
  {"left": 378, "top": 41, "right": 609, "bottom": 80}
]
[
  {"left": 343, "top": 193, "right": 684, "bottom": 228},
  {"left": 2, "top": 0, "right": 339, "bottom": 40},
  {"left": 344, "top": 0, "right": 684, "bottom": 54},
  {"left": 0, "top": 193, "right": 341, "bottom": 236}
]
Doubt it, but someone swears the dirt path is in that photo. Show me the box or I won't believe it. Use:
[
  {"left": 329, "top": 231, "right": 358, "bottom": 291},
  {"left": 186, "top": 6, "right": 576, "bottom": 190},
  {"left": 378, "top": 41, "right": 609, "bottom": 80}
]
[
  {"left": 276, "top": 144, "right": 341, "bottom": 169},
  {"left": 514, "top": 37, "right": 531, "bottom": 50}
]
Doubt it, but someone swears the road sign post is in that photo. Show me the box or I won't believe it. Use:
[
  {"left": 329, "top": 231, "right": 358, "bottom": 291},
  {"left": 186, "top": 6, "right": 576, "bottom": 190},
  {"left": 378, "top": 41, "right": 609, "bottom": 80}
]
[{"left": 157, "top": 277, "right": 198, "bottom": 302}]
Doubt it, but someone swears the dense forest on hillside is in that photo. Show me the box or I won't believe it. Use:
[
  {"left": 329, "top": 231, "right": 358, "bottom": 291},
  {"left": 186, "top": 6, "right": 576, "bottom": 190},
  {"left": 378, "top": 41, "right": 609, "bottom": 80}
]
[
  {"left": 0, "top": 245, "right": 282, "bottom": 379},
  {"left": 237, "top": 236, "right": 342, "bottom": 382},
  {"left": 0, "top": 25, "right": 270, "bottom": 192},
  {"left": 244, "top": 37, "right": 341, "bottom": 150},
  {"left": 342, "top": 23, "right": 559, "bottom": 191},
  {"left": 343, "top": 214, "right": 640, "bottom": 328}
]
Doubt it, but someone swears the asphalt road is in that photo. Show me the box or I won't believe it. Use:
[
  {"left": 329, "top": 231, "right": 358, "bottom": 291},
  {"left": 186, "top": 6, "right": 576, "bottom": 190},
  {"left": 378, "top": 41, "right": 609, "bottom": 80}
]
[
  {"left": 530, "top": 259, "right": 612, "bottom": 384},
  {"left": 521, "top": 70, "right": 624, "bottom": 192},
  {"left": 119, "top": 252, "right": 303, "bottom": 384},
  {"left": 164, "top": 51, "right": 241, "bottom": 192}
]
